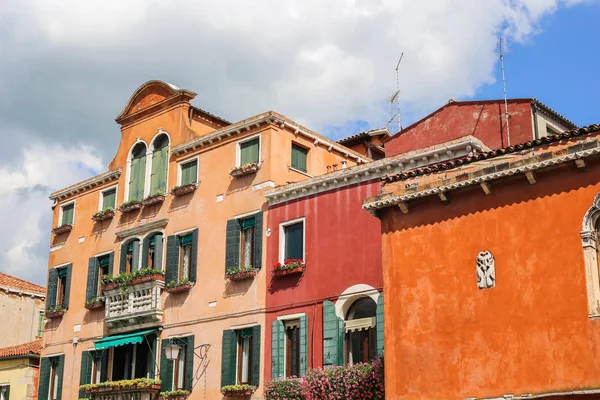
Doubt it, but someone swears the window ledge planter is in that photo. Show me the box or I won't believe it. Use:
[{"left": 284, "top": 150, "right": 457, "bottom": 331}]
[
  {"left": 46, "top": 308, "right": 66, "bottom": 319},
  {"left": 52, "top": 224, "right": 72, "bottom": 234},
  {"left": 84, "top": 298, "right": 105, "bottom": 310},
  {"left": 220, "top": 385, "right": 256, "bottom": 397},
  {"left": 142, "top": 193, "right": 166, "bottom": 206},
  {"left": 92, "top": 209, "right": 115, "bottom": 222},
  {"left": 230, "top": 162, "right": 260, "bottom": 178},
  {"left": 226, "top": 268, "right": 258, "bottom": 281},
  {"left": 101, "top": 269, "right": 165, "bottom": 293},
  {"left": 171, "top": 183, "right": 198, "bottom": 196},
  {"left": 119, "top": 201, "right": 142, "bottom": 213},
  {"left": 273, "top": 260, "right": 306, "bottom": 277},
  {"left": 130, "top": 273, "right": 165, "bottom": 286},
  {"left": 165, "top": 281, "right": 193, "bottom": 294},
  {"left": 81, "top": 378, "right": 162, "bottom": 395},
  {"left": 160, "top": 390, "right": 190, "bottom": 400}
]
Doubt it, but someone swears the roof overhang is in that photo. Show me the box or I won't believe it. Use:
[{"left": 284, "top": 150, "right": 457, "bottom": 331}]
[{"left": 49, "top": 169, "right": 121, "bottom": 202}]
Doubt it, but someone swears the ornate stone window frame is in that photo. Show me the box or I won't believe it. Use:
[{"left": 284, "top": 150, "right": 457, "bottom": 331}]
[{"left": 582, "top": 192, "right": 600, "bottom": 318}]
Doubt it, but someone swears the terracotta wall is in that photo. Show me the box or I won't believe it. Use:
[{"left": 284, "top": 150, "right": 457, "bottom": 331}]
[
  {"left": 264, "top": 180, "right": 383, "bottom": 378},
  {"left": 387, "top": 101, "right": 535, "bottom": 155},
  {"left": 380, "top": 161, "right": 600, "bottom": 399}
]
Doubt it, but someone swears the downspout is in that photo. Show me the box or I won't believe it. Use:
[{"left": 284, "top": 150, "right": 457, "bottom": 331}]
[{"left": 532, "top": 101, "right": 540, "bottom": 140}]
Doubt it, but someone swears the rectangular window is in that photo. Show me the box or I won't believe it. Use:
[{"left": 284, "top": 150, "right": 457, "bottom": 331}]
[
  {"left": 285, "top": 321, "right": 300, "bottom": 378},
  {"left": 240, "top": 217, "right": 255, "bottom": 267},
  {"left": 37, "top": 310, "right": 44, "bottom": 337},
  {"left": 101, "top": 188, "right": 117, "bottom": 210},
  {"left": 291, "top": 144, "right": 308, "bottom": 173},
  {"left": 179, "top": 234, "right": 193, "bottom": 281},
  {"left": 60, "top": 202, "right": 74, "bottom": 226},
  {"left": 0, "top": 385, "right": 9, "bottom": 400},
  {"left": 281, "top": 220, "right": 304, "bottom": 261},
  {"left": 237, "top": 329, "right": 253, "bottom": 384},
  {"left": 180, "top": 159, "right": 198, "bottom": 186},
  {"left": 239, "top": 137, "right": 260, "bottom": 166},
  {"left": 49, "top": 363, "right": 59, "bottom": 400},
  {"left": 56, "top": 268, "right": 68, "bottom": 307}
]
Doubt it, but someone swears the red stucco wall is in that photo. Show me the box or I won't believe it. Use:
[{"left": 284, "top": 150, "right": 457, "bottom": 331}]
[
  {"left": 380, "top": 161, "right": 600, "bottom": 399},
  {"left": 387, "top": 101, "right": 535, "bottom": 155},
  {"left": 264, "top": 180, "right": 383, "bottom": 378}
]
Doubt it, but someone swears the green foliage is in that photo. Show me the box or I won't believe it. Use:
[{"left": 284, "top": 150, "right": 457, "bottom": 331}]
[
  {"left": 220, "top": 384, "right": 256, "bottom": 395},
  {"left": 225, "top": 265, "right": 257, "bottom": 276},
  {"left": 171, "top": 183, "right": 197, "bottom": 192},
  {"left": 144, "top": 191, "right": 165, "bottom": 201},
  {"left": 79, "top": 378, "right": 161, "bottom": 392},
  {"left": 121, "top": 199, "right": 142, "bottom": 208},
  {"left": 85, "top": 296, "right": 104, "bottom": 305},
  {"left": 159, "top": 390, "right": 190, "bottom": 398},
  {"left": 102, "top": 268, "right": 164, "bottom": 295},
  {"left": 166, "top": 278, "right": 190, "bottom": 289},
  {"left": 264, "top": 379, "right": 304, "bottom": 400},
  {"left": 93, "top": 207, "right": 115, "bottom": 218},
  {"left": 46, "top": 305, "right": 66, "bottom": 314}
]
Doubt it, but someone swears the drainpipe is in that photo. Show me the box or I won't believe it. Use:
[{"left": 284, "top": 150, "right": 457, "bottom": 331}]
[{"left": 532, "top": 101, "right": 540, "bottom": 140}]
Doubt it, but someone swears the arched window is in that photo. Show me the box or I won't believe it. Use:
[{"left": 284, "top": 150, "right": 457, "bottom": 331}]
[
  {"left": 345, "top": 297, "right": 377, "bottom": 365},
  {"left": 129, "top": 143, "right": 147, "bottom": 201},
  {"left": 120, "top": 238, "right": 141, "bottom": 274},
  {"left": 150, "top": 134, "right": 169, "bottom": 194},
  {"left": 581, "top": 192, "right": 600, "bottom": 317},
  {"left": 144, "top": 232, "right": 164, "bottom": 270}
]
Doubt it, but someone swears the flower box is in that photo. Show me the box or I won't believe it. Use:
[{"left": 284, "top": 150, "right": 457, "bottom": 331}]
[
  {"left": 227, "top": 269, "right": 258, "bottom": 281},
  {"left": 52, "top": 224, "right": 72, "bottom": 234},
  {"left": 160, "top": 390, "right": 190, "bottom": 400},
  {"left": 101, "top": 282, "right": 119, "bottom": 292},
  {"left": 273, "top": 265, "right": 305, "bottom": 277},
  {"left": 119, "top": 201, "right": 142, "bottom": 213},
  {"left": 165, "top": 283, "right": 193, "bottom": 294},
  {"left": 46, "top": 310, "right": 65, "bottom": 319},
  {"left": 230, "top": 162, "right": 260, "bottom": 178},
  {"left": 142, "top": 194, "right": 166, "bottom": 206},
  {"left": 171, "top": 184, "right": 198, "bottom": 196},
  {"left": 83, "top": 383, "right": 161, "bottom": 394},
  {"left": 85, "top": 300, "right": 104, "bottom": 310},
  {"left": 220, "top": 386, "right": 255, "bottom": 397},
  {"left": 130, "top": 274, "right": 165, "bottom": 286},
  {"left": 92, "top": 210, "right": 115, "bottom": 222}
]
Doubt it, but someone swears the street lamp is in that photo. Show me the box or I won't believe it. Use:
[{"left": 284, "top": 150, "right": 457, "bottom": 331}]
[{"left": 164, "top": 342, "right": 181, "bottom": 361}]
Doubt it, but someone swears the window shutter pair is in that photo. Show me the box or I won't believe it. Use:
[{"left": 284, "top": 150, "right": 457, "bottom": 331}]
[
  {"left": 142, "top": 234, "right": 164, "bottom": 270},
  {"left": 150, "top": 146, "right": 168, "bottom": 194},
  {"left": 102, "top": 189, "right": 116, "bottom": 210},
  {"left": 181, "top": 161, "right": 197, "bottom": 185},
  {"left": 291, "top": 144, "right": 308, "bottom": 172},
  {"left": 225, "top": 213, "right": 263, "bottom": 272},
  {"left": 284, "top": 223, "right": 303, "bottom": 261},
  {"left": 271, "top": 317, "right": 308, "bottom": 378},
  {"left": 79, "top": 351, "right": 93, "bottom": 399},
  {"left": 165, "top": 229, "right": 198, "bottom": 284},
  {"left": 39, "top": 356, "right": 64, "bottom": 400},
  {"left": 240, "top": 138, "right": 259, "bottom": 165},
  {"left": 376, "top": 293, "right": 384, "bottom": 356},
  {"left": 159, "top": 336, "right": 195, "bottom": 392},
  {"left": 61, "top": 204, "right": 74, "bottom": 226},
  {"left": 86, "top": 253, "right": 114, "bottom": 302},
  {"left": 323, "top": 300, "right": 345, "bottom": 367}
]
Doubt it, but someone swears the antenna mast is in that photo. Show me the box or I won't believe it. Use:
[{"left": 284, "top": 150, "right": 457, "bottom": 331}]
[
  {"left": 388, "top": 53, "right": 404, "bottom": 134},
  {"left": 499, "top": 38, "right": 511, "bottom": 146}
]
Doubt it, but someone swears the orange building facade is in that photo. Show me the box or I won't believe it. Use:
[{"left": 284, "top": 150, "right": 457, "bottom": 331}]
[
  {"left": 40, "top": 80, "right": 366, "bottom": 400},
  {"left": 364, "top": 125, "right": 600, "bottom": 399}
]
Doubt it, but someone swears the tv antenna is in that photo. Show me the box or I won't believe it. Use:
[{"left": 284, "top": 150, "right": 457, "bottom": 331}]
[
  {"left": 499, "top": 37, "right": 511, "bottom": 146},
  {"left": 387, "top": 52, "right": 404, "bottom": 134}
]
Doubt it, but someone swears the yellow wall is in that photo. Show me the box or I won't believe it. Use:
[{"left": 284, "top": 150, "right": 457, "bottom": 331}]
[
  {"left": 0, "top": 293, "right": 44, "bottom": 348},
  {"left": 0, "top": 358, "right": 38, "bottom": 400}
]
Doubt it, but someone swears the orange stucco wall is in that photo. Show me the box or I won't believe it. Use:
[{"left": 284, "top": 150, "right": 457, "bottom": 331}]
[
  {"left": 43, "top": 81, "right": 357, "bottom": 400},
  {"left": 380, "top": 161, "right": 600, "bottom": 399}
]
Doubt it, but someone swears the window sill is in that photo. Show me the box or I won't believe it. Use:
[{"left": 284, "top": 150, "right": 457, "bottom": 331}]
[
  {"left": 52, "top": 224, "right": 73, "bottom": 235},
  {"left": 288, "top": 166, "right": 312, "bottom": 178},
  {"left": 231, "top": 162, "right": 261, "bottom": 178}
]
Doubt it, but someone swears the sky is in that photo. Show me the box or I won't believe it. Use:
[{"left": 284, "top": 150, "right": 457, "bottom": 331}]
[{"left": 0, "top": 0, "right": 598, "bottom": 285}]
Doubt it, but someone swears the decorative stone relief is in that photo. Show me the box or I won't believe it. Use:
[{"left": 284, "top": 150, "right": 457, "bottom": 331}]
[{"left": 476, "top": 251, "right": 496, "bottom": 289}]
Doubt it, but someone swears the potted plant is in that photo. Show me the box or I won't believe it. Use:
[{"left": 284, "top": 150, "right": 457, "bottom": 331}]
[
  {"left": 273, "top": 259, "right": 306, "bottom": 277},
  {"left": 160, "top": 390, "right": 190, "bottom": 400},
  {"left": 226, "top": 266, "right": 258, "bottom": 281},
  {"left": 84, "top": 296, "right": 105, "bottom": 310},
  {"left": 92, "top": 207, "right": 115, "bottom": 222},
  {"left": 165, "top": 279, "right": 193, "bottom": 294},
  {"left": 171, "top": 183, "right": 198, "bottom": 196},
  {"left": 52, "top": 224, "right": 72, "bottom": 234},
  {"left": 101, "top": 268, "right": 165, "bottom": 295},
  {"left": 220, "top": 384, "right": 256, "bottom": 397},
  {"left": 80, "top": 378, "right": 162, "bottom": 394},
  {"left": 230, "top": 162, "right": 260, "bottom": 178},
  {"left": 119, "top": 200, "right": 142, "bottom": 213},
  {"left": 46, "top": 305, "right": 66, "bottom": 319},
  {"left": 142, "top": 191, "right": 166, "bottom": 206}
]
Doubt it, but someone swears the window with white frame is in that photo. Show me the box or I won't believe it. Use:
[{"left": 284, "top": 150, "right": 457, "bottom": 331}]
[
  {"left": 150, "top": 134, "right": 169, "bottom": 194},
  {"left": 59, "top": 201, "right": 75, "bottom": 227},
  {"left": 179, "top": 234, "right": 193, "bottom": 281},
  {"left": 0, "top": 384, "right": 9, "bottom": 400},
  {"left": 178, "top": 158, "right": 198, "bottom": 186},
  {"left": 237, "top": 136, "right": 260, "bottom": 167},
  {"left": 279, "top": 218, "right": 305, "bottom": 262},
  {"left": 100, "top": 187, "right": 117, "bottom": 211},
  {"left": 128, "top": 142, "right": 147, "bottom": 202}
]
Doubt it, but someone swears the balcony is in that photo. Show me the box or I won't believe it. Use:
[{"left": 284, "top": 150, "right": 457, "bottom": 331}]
[
  {"left": 82, "top": 379, "right": 161, "bottom": 400},
  {"left": 104, "top": 278, "right": 164, "bottom": 333}
]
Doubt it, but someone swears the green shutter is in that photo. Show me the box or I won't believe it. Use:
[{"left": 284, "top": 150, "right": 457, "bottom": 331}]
[
  {"left": 181, "top": 160, "right": 197, "bottom": 185},
  {"left": 86, "top": 258, "right": 99, "bottom": 302},
  {"left": 107, "top": 251, "right": 114, "bottom": 277},
  {"left": 119, "top": 242, "right": 128, "bottom": 274},
  {"left": 240, "top": 138, "right": 259, "bottom": 165},
  {"left": 225, "top": 219, "right": 241, "bottom": 273},
  {"left": 299, "top": 315, "right": 308, "bottom": 376},
  {"left": 323, "top": 300, "right": 343, "bottom": 366},
  {"left": 291, "top": 144, "right": 308, "bottom": 173},
  {"left": 285, "top": 222, "right": 304, "bottom": 260},
  {"left": 63, "top": 264, "right": 72, "bottom": 308},
  {"left": 132, "top": 241, "right": 140, "bottom": 272},
  {"left": 185, "top": 336, "right": 195, "bottom": 392},
  {"left": 165, "top": 236, "right": 179, "bottom": 284},
  {"left": 337, "top": 318, "right": 345, "bottom": 366},
  {"left": 46, "top": 269, "right": 58, "bottom": 312},
  {"left": 61, "top": 203, "right": 74, "bottom": 226},
  {"left": 251, "top": 325, "right": 261, "bottom": 387},
  {"left": 160, "top": 339, "right": 173, "bottom": 392},
  {"left": 190, "top": 229, "right": 198, "bottom": 282},
  {"left": 79, "top": 352, "right": 93, "bottom": 399},
  {"left": 150, "top": 146, "right": 168, "bottom": 194},
  {"left": 377, "top": 292, "right": 384, "bottom": 357},
  {"left": 271, "top": 320, "right": 284, "bottom": 379},
  {"left": 55, "top": 355, "right": 65, "bottom": 400},
  {"left": 38, "top": 357, "right": 51, "bottom": 400},
  {"left": 102, "top": 189, "right": 116, "bottom": 209},
  {"left": 220, "top": 330, "right": 237, "bottom": 387},
  {"left": 129, "top": 154, "right": 146, "bottom": 201},
  {"left": 142, "top": 236, "right": 150, "bottom": 270},
  {"left": 253, "top": 212, "right": 263, "bottom": 269},
  {"left": 154, "top": 235, "right": 164, "bottom": 271}
]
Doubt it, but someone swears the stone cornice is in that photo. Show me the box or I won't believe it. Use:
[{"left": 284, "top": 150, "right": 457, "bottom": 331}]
[
  {"left": 115, "top": 218, "right": 169, "bottom": 239},
  {"left": 0, "top": 286, "right": 46, "bottom": 299},
  {"left": 49, "top": 169, "right": 121, "bottom": 202},
  {"left": 266, "top": 136, "right": 488, "bottom": 205},
  {"left": 363, "top": 144, "right": 600, "bottom": 212}
]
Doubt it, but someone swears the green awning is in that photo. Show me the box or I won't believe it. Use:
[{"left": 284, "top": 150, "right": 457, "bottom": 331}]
[{"left": 94, "top": 329, "right": 156, "bottom": 350}]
